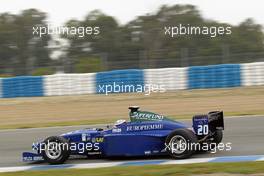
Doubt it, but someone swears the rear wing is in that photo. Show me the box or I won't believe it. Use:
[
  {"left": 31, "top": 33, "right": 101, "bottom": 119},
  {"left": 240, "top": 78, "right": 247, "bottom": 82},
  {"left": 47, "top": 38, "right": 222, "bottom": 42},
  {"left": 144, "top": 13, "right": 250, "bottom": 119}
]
[
  {"left": 208, "top": 111, "right": 224, "bottom": 130},
  {"left": 193, "top": 111, "right": 224, "bottom": 135}
]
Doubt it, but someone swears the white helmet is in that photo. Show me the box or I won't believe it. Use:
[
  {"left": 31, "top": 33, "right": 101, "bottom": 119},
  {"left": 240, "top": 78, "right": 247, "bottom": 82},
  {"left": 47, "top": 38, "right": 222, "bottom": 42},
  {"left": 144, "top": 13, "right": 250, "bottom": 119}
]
[{"left": 114, "top": 119, "right": 126, "bottom": 126}]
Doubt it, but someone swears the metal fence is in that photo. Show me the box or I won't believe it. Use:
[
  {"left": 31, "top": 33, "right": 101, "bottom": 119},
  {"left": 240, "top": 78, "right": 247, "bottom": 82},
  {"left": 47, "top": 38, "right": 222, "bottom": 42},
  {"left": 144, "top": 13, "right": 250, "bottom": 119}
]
[
  {"left": 1, "top": 46, "right": 264, "bottom": 76},
  {"left": 87, "top": 49, "right": 264, "bottom": 72}
]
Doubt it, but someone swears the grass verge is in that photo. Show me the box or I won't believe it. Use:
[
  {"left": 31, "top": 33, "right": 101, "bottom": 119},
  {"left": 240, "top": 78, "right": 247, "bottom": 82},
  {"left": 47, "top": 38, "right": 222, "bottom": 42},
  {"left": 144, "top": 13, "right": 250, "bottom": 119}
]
[
  {"left": 1, "top": 86, "right": 264, "bottom": 130},
  {"left": 1, "top": 161, "right": 264, "bottom": 176}
]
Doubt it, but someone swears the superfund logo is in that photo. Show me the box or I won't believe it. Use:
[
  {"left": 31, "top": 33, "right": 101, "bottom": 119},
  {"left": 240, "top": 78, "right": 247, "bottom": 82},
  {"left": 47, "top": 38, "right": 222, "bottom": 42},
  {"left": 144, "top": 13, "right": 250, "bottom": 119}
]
[
  {"left": 131, "top": 112, "right": 164, "bottom": 121},
  {"left": 127, "top": 124, "right": 163, "bottom": 131}
]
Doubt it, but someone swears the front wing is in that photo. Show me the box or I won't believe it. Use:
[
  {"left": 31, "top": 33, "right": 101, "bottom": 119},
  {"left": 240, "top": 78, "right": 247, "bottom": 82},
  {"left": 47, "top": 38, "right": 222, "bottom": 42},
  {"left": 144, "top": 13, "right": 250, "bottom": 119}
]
[{"left": 22, "top": 152, "right": 44, "bottom": 162}]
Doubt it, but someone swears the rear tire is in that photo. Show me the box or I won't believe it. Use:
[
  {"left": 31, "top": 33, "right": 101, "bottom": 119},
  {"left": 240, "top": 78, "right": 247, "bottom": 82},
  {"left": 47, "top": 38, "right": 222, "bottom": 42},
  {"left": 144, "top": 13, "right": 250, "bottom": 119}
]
[
  {"left": 165, "top": 129, "right": 198, "bottom": 159},
  {"left": 41, "top": 136, "right": 70, "bottom": 164}
]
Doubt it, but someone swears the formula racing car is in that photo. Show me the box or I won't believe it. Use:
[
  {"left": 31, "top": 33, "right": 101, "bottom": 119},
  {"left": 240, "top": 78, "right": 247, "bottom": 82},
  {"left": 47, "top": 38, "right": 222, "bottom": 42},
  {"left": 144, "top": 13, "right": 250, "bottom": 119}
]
[{"left": 22, "top": 106, "right": 224, "bottom": 164}]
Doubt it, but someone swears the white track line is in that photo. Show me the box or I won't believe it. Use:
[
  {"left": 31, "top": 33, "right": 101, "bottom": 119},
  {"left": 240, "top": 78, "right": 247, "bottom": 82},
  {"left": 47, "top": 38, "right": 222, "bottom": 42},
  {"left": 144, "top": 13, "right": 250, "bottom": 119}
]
[
  {"left": 69, "top": 162, "right": 123, "bottom": 169},
  {"left": 0, "top": 166, "right": 32, "bottom": 173},
  {"left": 256, "top": 156, "right": 264, "bottom": 161},
  {"left": 161, "top": 158, "right": 213, "bottom": 165},
  {"left": 0, "top": 155, "right": 264, "bottom": 173}
]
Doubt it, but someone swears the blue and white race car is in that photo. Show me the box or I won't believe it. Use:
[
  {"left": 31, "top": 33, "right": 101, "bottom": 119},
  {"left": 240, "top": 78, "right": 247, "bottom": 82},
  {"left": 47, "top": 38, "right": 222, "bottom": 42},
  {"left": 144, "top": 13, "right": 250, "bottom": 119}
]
[{"left": 22, "top": 106, "right": 224, "bottom": 164}]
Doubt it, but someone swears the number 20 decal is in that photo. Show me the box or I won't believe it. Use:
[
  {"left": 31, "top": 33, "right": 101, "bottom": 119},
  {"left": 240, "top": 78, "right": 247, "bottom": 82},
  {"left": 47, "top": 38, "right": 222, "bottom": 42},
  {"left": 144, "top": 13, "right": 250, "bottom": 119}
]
[{"left": 197, "top": 124, "right": 209, "bottom": 135}]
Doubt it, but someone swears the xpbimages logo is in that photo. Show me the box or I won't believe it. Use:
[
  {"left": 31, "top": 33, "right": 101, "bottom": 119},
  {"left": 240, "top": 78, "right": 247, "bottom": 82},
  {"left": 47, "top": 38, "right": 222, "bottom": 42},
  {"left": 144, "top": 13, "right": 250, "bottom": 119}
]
[
  {"left": 32, "top": 24, "right": 100, "bottom": 37},
  {"left": 98, "top": 82, "right": 166, "bottom": 95},
  {"left": 164, "top": 24, "right": 232, "bottom": 38},
  {"left": 33, "top": 141, "right": 100, "bottom": 154},
  {"left": 165, "top": 141, "right": 232, "bottom": 154}
]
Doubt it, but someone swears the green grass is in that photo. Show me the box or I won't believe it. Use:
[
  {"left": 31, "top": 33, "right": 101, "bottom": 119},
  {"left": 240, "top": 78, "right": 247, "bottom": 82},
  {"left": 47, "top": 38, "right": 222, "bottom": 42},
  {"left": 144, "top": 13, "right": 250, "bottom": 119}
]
[{"left": 1, "top": 161, "right": 264, "bottom": 176}]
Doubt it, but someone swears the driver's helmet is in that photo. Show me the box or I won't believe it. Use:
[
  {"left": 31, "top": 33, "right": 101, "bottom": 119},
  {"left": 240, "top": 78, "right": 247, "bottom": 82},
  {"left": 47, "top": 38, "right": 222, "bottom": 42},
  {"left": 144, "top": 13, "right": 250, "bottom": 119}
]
[{"left": 114, "top": 119, "right": 126, "bottom": 126}]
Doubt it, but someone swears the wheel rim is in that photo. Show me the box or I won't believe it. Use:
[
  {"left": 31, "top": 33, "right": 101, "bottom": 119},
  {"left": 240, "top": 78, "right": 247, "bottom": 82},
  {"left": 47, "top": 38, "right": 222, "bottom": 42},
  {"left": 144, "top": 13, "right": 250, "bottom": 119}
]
[
  {"left": 169, "top": 135, "right": 187, "bottom": 154},
  {"left": 45, "top": 142, "right": 62, "bottom": 159}
]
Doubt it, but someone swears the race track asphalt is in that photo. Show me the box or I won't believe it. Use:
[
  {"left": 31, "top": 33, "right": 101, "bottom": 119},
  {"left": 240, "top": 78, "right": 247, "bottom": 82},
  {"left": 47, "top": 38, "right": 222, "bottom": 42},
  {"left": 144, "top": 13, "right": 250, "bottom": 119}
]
[{"left": 0, "top": 116, "right": 264, "bottom": 167}]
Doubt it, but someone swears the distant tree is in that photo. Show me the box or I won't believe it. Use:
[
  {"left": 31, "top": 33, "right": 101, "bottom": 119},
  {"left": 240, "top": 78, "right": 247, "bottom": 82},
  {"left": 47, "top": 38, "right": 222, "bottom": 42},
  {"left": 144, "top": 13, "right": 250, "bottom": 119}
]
[
  {"left": 2, "top": 5, "right": 263, "bottom": 76},
  {"left": 0, "top": 13, "right": 18, "bottom": 74},
  {"left": 0, "top": 9, "right": 51, "bottom": 75},
  {"left": 75, "top": 56, "right": 103, "bottom": 73}
]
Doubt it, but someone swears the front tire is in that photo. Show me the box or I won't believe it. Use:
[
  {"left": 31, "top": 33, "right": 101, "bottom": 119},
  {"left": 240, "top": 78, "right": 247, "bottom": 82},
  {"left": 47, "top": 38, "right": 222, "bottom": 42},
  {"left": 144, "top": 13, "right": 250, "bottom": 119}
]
[
  {"left": 165, "top": 129, "right": 198, "bottom": 159},
  {"left": 41, "top": 136, "right": 70, "bottom": 164}
]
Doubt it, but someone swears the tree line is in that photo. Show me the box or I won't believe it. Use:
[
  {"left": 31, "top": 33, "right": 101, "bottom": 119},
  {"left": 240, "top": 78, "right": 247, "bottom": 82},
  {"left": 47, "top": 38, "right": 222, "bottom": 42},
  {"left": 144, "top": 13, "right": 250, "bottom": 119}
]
[{"left": 0, "top": 5, "right": 263, "bottom": 76}]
